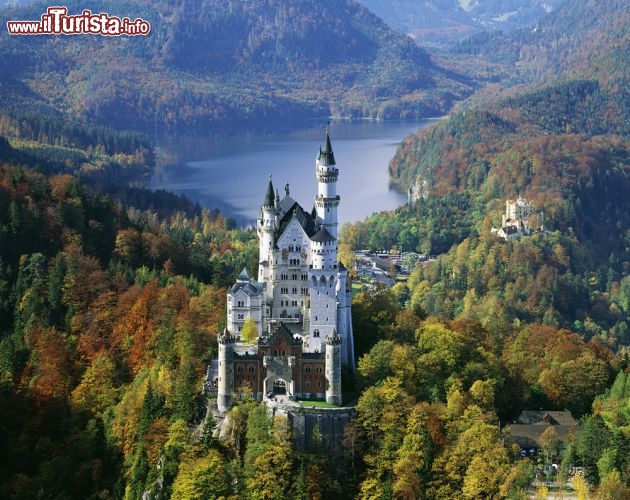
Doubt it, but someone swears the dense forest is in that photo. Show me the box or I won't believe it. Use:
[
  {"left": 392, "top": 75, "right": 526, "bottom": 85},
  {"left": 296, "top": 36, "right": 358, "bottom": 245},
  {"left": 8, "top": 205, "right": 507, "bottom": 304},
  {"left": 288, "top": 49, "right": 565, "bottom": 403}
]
[
  {"left": 0, "top": 0, "right": 474, "bottom": 133},
  {"left": 0, "top": 153, "right": 628, "bottom": 498}
]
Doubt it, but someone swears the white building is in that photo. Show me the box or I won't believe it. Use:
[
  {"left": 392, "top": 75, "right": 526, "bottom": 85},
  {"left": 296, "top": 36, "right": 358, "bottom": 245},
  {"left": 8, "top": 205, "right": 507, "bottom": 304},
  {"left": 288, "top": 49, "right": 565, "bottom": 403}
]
[{"left": 225, "top": 130, "right": 355, "bottom": 369}]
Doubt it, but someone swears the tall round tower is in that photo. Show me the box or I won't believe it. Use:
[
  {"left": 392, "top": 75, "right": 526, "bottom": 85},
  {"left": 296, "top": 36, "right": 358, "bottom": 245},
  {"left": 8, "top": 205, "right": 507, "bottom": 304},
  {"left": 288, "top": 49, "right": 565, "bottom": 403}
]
[
  {"left": 217, "top": 330, "right": 235, "bottom": 413},
  {"left": 257, "top": 177, "right": 276, "bottom": 279},
  {"left": 325, "top": 333, "right": 342, "bottom": 406},
  {"left": 315, "top": 129, "right": 340, "bottom": 240}
]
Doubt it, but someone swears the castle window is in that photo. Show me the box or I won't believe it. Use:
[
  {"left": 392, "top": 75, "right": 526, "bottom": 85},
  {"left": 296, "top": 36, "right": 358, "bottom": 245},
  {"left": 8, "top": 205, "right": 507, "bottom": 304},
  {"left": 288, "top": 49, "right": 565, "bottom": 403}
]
[
  {"left": 316, "top": 367, "right": 322, "bottom": 373},
  {"left": 248, "top": 365, "right": 255, "bottom": 373},
  {"left": 237, "top": 313, "right": 244, "bottom": 320},
  {"left": 305, "top": 366, "right": 311, "bottom": 373},
  {"left": 273, "top": 350, "right": 278, "bottom": 356},
  {"left": 237, "top": 366, "right": 243, "bottom": 373},
  {"left": 313, "top": 329, "right": 320, "bottom": 338},
  {"left": 306, "top": 381, "right": 310, "bottom": 388},
  {"left": 317, "top": 381, "right": 322, "bottom": 388},
  {"left": 292, "top": 288, "right": 297, "bottom": 294}
]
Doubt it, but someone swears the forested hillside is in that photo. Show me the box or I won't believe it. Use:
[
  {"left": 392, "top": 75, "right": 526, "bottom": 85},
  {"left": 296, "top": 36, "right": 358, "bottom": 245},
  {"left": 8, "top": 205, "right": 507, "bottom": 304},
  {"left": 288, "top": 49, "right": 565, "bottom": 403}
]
[
  {"left": 358, "top": 0, "right": 564, "bottom": 46},
  {"left": 446, "top": 0, "right": 630, "bottom": 88},
  {"left": 340, "top": 2, "right": 630, "bottom": 354},
  {"left": 0, "top": 0, "right": 473, "bottom": 133},
  {"left": 1, "top": 154, "right": 627, "bottom": 498}
]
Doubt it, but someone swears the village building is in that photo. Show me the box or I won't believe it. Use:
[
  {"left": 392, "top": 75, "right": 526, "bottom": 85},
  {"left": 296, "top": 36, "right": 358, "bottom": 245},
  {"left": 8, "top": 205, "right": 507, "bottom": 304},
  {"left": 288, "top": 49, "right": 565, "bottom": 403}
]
[{"left": 507, "top": 410, "right": 578, "bottom": 450}]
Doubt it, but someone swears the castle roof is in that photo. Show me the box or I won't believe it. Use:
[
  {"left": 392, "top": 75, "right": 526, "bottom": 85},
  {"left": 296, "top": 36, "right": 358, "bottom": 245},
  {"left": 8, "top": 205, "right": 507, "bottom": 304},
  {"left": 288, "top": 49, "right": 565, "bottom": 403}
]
[
  {"left": 277, "top": 194, "right": 297, "bottom": 218},
  {"left": 277, "top": 198, "right": 318, "bottom": 239},
  {"left": 229, "top": 269, "right": 263, "bottom": 296},
  {"left": 259, "top": 322, "right": 303, "bottom": 347},
  {"left": 311, "top": 226, "right": 335, "bottom": 242},
  {"left": 317, "top": 131, "right": 336, "bottom": 166},
  {"left": 263, "top": 178, "right": 275, "bottom": 208}
]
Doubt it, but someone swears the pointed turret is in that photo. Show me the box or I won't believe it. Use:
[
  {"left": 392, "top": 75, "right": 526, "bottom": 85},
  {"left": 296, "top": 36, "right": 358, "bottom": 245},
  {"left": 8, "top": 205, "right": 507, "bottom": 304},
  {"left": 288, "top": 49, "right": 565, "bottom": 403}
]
[
  {"left": 315, "top": 126, "right": 340, "bottom": 239},
  {"left": 317, "top": 130, "right": 336, "bottom": 166},
  {"left": 263, "top": 177, "right": 275, "bottom": 208}
]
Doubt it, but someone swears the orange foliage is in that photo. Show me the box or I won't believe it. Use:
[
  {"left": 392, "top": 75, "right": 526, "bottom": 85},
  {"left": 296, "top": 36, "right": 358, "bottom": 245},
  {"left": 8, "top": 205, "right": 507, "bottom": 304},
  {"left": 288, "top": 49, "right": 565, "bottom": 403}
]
[
  {"left": 23, "top": 326, "right": 73, "bottom": 404},
  {"left": 143, "top": 417, "right": 169, "bottom": 465}
]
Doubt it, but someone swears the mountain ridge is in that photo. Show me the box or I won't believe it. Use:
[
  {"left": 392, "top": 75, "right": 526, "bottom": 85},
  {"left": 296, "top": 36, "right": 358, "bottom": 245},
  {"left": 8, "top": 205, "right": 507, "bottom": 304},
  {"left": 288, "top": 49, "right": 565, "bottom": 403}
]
[{"left": 0, "top": 0, "right": 474, "bottom": 133}]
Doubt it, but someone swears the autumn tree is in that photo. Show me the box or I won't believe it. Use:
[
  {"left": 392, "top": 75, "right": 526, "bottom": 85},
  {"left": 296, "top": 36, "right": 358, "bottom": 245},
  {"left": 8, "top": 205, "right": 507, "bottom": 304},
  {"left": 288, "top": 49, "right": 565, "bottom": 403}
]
[{"left": 241, "top": 316, "right": 258, "bottom": 345}]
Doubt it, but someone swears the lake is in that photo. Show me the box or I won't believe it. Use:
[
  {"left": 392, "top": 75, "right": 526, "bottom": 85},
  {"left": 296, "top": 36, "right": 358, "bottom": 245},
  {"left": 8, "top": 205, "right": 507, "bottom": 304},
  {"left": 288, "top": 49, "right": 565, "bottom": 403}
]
[{"left": 150, "top": 119, "right": 437, "bottom": 226}]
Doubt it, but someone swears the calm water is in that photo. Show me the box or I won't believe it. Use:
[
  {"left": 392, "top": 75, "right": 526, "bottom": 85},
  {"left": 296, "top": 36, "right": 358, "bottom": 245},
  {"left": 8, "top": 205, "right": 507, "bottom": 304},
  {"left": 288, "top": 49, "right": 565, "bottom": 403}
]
[{"left": 151, "top": 119, "right": 437, "bottom": 226}]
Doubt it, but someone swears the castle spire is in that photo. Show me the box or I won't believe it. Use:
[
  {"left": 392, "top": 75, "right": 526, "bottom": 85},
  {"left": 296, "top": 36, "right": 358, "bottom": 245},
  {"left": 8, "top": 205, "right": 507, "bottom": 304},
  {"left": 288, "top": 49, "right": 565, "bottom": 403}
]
[
  {"left": 263, "top": 175, "right": 275, "bottom": 207},
  {"left": 317, "top": 126, "right": 336, "bottom": 166}
]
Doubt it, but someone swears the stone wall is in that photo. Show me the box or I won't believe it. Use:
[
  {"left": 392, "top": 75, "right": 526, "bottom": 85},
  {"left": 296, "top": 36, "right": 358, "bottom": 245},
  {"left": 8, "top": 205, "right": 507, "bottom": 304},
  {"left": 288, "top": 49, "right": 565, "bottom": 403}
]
[{"left": 283, "top": 406, "right": 356, "bottom": 453}]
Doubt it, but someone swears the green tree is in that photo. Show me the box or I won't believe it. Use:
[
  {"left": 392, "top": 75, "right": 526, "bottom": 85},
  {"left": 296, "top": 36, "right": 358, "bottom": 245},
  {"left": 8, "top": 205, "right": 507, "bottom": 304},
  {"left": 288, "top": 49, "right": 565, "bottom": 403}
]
[{"left": 171, "top": 448, "right": 231, "bottom": 500}]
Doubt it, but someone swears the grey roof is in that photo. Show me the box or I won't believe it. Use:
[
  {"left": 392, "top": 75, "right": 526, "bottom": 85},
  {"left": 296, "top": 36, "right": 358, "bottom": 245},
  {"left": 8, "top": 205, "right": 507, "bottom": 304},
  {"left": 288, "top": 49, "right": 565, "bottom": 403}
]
[
  {"left": 317, "top": 131, "right": 336, "bottom": 166},
  {"left": 277, "top": 199, "right": 318, "bottom": 239},
  {"left": 277, "top": 195, "right": 297, "bottom": 218},
  {"left": 311, "top": 226, "right": 335, "bottom": 242},
  {"left": 259, "top": 322, "right": 303, "bottom": 347},
  {"left": 263, "top": 178, "right": 275, "bottom": 207},
  {"left": 515, "top": 410, "right": 576, "bottom": 426},
  {"left": 230, "top": 270, "right": 263, "bottom": 296}
]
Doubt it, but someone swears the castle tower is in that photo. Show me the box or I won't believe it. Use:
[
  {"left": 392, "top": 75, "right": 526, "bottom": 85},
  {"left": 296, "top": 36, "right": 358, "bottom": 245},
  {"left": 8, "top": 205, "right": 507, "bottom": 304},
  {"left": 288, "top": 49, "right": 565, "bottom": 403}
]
[
  {"left": 315, "top": 129, "right": 340, "bottom": 240},
  {"left": 308, "top": 227, "right": 338, "bottom": 353},
  {"left": 257, "top": 177, "right": 277, "bottom": 303},
  {"left": 336, "top": 263, "right": 355, "bottom": 369},
  {"left": 325, "top": 334, "right": 342, "bottom": 406},
  {"left": 217, "top": 331, "right": 235, "bottom": 413}
]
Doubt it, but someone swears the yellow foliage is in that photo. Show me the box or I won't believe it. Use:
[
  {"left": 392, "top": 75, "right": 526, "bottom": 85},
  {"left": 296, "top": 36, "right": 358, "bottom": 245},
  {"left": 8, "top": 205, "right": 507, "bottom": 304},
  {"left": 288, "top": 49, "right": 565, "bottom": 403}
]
[{"left": 70, "top": 351, "right": 119, "bottom": 415}]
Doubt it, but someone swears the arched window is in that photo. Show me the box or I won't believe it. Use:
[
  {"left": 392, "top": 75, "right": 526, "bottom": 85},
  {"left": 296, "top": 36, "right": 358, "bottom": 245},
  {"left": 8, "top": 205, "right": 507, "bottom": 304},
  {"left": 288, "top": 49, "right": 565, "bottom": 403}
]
[
  {"left": 313, "top": 329, "right": 320, "bottom": 338},
  {"left": 320, "top": 276, "right": 326, "bottom": 286},
  {"left": 237, "top": 366, "right": 243, "bottom": 373},
  {"left": 305, "top": 366, "right": 311, "bottom": 373}
]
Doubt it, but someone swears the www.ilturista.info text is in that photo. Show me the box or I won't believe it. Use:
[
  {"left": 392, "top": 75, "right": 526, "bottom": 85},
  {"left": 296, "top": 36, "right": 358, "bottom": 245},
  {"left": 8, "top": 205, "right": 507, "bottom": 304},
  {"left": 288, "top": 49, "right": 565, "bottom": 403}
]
[{"left": 7, "top": 6, "right": 150, "bottom": 36}]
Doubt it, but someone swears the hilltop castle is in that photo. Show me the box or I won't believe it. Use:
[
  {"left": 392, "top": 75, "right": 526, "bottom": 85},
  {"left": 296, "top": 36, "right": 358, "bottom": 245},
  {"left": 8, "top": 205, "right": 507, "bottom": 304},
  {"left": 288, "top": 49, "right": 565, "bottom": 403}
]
[
  {"left": 216, "top": 130, "right": 355, "bottom": 412},
  {"left": 492, "top": 196, "right": 543, "bottom": 241}
]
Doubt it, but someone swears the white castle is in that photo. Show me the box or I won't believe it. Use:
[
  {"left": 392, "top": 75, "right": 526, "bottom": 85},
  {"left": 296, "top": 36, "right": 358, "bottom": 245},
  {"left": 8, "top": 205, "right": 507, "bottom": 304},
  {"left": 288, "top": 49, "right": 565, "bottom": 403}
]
[{"left": 217, "top": 130, "right": 355, "bottom": 411}]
